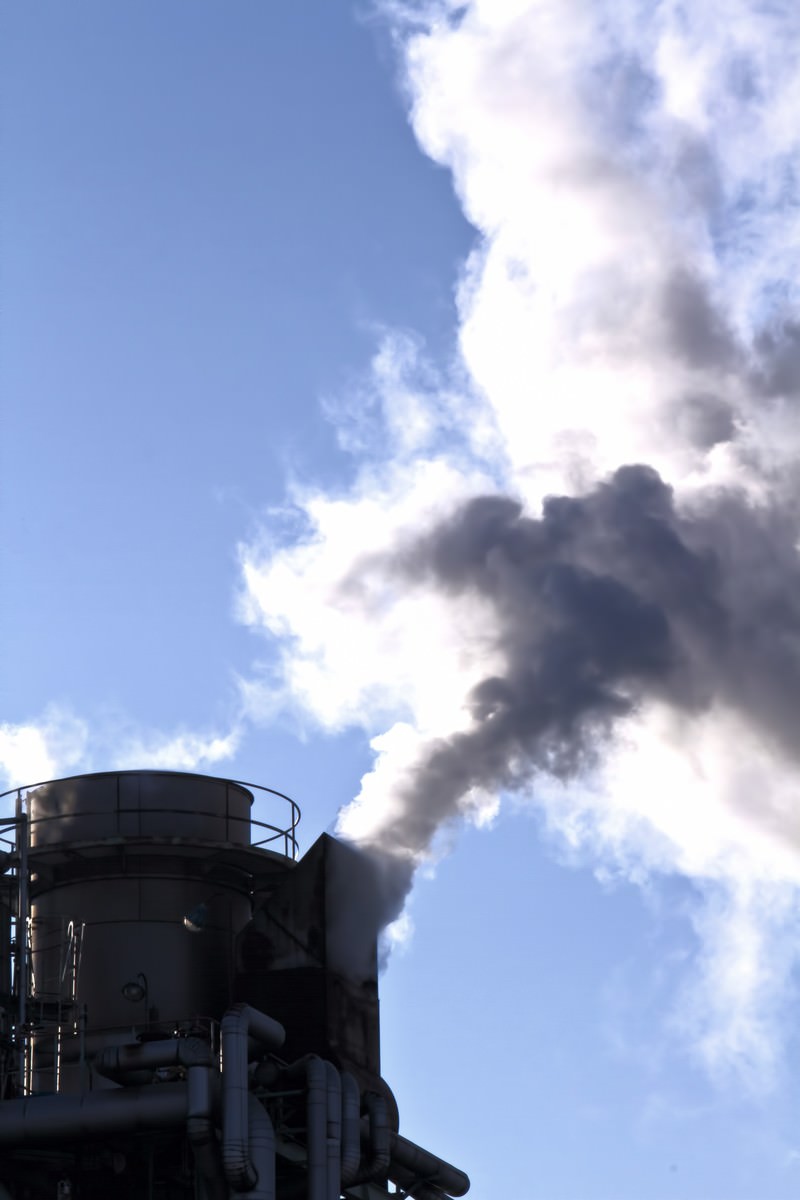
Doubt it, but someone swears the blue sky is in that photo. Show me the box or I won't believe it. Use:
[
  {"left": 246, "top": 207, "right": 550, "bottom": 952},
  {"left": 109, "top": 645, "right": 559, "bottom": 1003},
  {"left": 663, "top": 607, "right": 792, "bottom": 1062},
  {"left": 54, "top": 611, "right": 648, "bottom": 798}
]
[{"left": 5, "top": 3, "right": 800, "bottom": 1197}]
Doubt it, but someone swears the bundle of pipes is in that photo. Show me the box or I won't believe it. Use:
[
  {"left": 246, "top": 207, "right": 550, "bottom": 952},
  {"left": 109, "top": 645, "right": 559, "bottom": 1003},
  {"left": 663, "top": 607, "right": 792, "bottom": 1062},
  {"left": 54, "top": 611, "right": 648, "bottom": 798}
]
[{"left": 0, "top": 1004, "right": 469, "bottom": 1200}]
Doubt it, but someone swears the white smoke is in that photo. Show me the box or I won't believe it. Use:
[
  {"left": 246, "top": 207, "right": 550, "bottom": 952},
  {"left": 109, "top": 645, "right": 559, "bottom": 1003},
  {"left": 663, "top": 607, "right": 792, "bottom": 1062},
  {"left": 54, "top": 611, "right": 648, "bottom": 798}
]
[{"left": 239, "top": 0, "right": 800, "bottom": 1086}]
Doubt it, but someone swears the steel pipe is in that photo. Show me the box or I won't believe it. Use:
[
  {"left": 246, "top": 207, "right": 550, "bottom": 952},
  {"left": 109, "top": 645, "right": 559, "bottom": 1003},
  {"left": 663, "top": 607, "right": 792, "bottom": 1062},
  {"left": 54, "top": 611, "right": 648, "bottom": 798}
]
[
  {"left": 361, "top": 1092, "right": 390, "bottom": 1181},
  {"left": 187, "top": 1064, "right": 228, "bottom": 1200},
  {"left": 340, "top": 1072, "right": 361, "bottom": 1186},
  {"left": 221, "top": 1003, "right": 285, "bottom": 1192},
  {"left": 94, "top": 1036, "right": 213, "bottom": 1084},
  {"left": 0, "top": 1082, "right": 188, "bottom": 1143},
  {"left": 286, "top": 1056, "right": 327, "bottom": 1200},
  {"left": 324, "top": 1062, "right": 341, "bottom": 1200},
  {"left": 92, "top": 1038, "right": 227, "bottom": 1200},
  {"left": 388, "top": 1131, "right": 470, "bottom": 1198},
  {"left": 240, "top": 1094, "right": 275, "bottom": 1200}
]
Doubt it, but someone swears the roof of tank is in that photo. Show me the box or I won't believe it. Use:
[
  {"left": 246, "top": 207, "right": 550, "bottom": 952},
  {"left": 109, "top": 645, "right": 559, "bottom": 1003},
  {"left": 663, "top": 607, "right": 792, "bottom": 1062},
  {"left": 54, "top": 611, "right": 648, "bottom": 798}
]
[{"left": 0, "top": 769, "right": 301, "bottom": 862}]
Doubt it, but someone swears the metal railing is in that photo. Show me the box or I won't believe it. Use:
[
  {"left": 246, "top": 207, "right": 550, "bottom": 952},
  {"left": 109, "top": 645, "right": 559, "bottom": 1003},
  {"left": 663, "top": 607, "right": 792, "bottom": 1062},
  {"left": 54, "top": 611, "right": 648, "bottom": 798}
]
[
  {"left": 0, "top": 771, "right": 302, "bottom": 1095},
  {"left": 0, "top": 770, "right": 301, "bottom": 861}
]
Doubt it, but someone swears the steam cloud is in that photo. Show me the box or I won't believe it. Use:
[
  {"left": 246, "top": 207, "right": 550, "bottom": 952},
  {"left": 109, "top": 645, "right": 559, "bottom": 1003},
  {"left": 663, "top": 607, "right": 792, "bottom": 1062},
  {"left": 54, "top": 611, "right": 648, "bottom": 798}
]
[
  {"left": 350, "top": 466, "right": 800, "bottom": 865},
  {"left": 240, "top": 1, "right": 800, "bottom": 1082}
]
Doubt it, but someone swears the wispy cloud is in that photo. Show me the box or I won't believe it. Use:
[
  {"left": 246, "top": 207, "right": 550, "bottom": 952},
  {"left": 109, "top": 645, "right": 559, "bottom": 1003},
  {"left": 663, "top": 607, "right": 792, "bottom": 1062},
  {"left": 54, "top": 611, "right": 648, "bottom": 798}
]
[
  {"left": 0, "top": 707, "right": 241, "bottom": 793},
  {"left": 109, "top": 725, "right": 242, "bottom": 772},
  {"left": 672, "top": 881, "right": 800, "bottom": 1094}
]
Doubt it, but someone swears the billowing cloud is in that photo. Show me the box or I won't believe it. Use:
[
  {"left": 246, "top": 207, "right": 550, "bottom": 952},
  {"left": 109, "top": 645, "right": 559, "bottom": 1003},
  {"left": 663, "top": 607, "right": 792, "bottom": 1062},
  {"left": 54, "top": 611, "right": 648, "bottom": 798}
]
[
  {"left": 337, "top": 468, "right": 800, "bottom": 866},
  {"left": 239, "top": 1, "right": 800, "bottom": 1085},
  {"left": 0, "top": 708, "right": 241, "bottom": 793}
]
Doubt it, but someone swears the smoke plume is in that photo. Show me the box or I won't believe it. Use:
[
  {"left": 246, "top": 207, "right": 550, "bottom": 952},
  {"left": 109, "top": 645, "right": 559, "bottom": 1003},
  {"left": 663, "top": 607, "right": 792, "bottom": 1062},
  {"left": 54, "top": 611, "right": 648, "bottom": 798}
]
[
  {"left": 239, "top": 0, "right": 800, "bottom": 1081},
  {"left": 342, "top": 466, "right": 800, "bottom": 864}
]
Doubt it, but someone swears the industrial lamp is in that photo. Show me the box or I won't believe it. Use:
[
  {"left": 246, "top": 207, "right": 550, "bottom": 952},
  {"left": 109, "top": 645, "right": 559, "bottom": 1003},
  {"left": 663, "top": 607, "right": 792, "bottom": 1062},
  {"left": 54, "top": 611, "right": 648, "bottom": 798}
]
[
  {"left": 121, "top": 972, "right": 148, "bottom": 1005},
  {"left": 183, "top": 892, "right": 227, "bottom": 932},
  {"left": 182, "top": 902, "right": 208, "bottom": 933}
]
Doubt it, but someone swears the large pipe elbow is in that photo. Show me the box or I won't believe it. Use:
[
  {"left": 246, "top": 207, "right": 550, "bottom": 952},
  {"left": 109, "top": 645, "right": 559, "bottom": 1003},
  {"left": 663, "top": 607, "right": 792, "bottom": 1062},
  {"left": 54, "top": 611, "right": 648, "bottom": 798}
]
[
  {"left": 92, "top": 1038, "right": 227, "bottom": 1199},
  {"left": 221, "top": 1004, "right": 286, "bottom": 1067},
  {"left": 388, "top": 1132, "right": 470, "bottom": 1197},
  {"left": 240, "top": 1094, "right": 275, "bottom": 1200},
  {"left": 221, "top": 1004, "right": 285, "bottom": 1192},
  {"left": 94, "top": 1038, "right": 213, "bottom": 1085}
]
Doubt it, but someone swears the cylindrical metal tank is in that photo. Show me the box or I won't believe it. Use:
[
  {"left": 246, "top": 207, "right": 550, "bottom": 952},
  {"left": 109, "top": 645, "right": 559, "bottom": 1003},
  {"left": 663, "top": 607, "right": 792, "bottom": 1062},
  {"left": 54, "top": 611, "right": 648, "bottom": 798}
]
[
  {"left": 29, "top": 771, "right": 253, "bottom": 848},
  {"left": 25, "top": 772, "right": 293, "bottom": 1082}
]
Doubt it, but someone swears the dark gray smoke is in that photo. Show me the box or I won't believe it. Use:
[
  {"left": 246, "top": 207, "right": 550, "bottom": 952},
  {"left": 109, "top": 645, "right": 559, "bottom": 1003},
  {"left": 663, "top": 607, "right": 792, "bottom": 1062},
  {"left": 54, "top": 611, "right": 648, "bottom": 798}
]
[
  {"left": 343, "top": 464, "right": 800, "bottom": 926},
  {"left": 326, "top": 836, "right": 416, "bottom": 978}
]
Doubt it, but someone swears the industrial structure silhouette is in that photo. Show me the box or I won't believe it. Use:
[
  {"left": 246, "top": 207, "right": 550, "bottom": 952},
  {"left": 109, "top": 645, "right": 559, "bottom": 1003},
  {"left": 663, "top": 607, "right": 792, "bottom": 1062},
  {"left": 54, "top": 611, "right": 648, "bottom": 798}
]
[{"left": 0, "top": 771, "right": 469, "bottom": 1200}]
